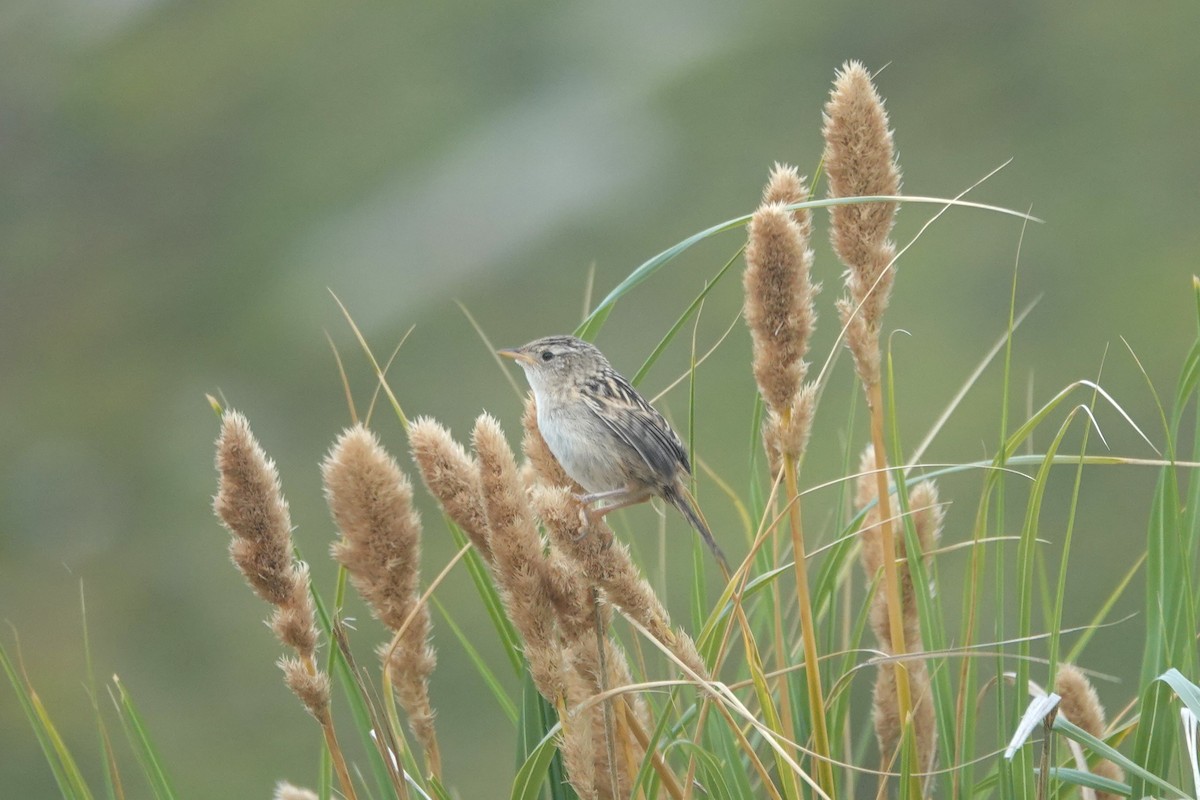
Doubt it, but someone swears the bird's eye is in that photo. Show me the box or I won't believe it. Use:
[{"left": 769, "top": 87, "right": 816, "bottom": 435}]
[{"left": 540, "top": 350, "right": 554, "bottom": 362}]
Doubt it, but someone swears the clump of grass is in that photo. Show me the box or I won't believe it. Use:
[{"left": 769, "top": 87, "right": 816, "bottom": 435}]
[{"left": 9, "top": 61, "right": 1200, "bottom": 800}]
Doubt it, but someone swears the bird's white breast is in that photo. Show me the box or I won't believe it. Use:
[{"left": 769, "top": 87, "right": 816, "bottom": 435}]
[{"left": 531, "top": 383, "right": 626, "bottom": 493}]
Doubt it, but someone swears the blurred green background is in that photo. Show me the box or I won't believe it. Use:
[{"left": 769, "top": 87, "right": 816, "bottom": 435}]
[{"left": 3, "top": 1, "right": 1198, "bottom": 796}]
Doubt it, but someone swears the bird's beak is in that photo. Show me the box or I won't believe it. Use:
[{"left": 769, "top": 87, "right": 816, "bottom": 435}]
[{"left": 498, "top": 348, "right": 534, "bottom": 365}]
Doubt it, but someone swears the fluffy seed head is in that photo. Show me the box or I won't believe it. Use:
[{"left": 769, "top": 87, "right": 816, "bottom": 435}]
[
  {"left": 409, "top": 417, "right": 493, "bottom": 564},
  {"left": 274, "top": 782, "right": 318, "bottom": 800},
  {"left": 761, "top": 162, "right": 810, "bottom": 229},
  {"left": 762, "top": 384, "right": 817, "bottom": 470},
  {"left": 823, "top": 61, "right": 901, "bottom": 282},
  {"left": 322, "top": 424, "right": 439, "bottom": 761},
  {"left": 743, "top": 201, "right": 818, "bottom": 413},
  {"left": 323, "top": 425, "right": 423, "bottom": 629},
  {"left": 1054, "top": 664, "right": 1124, "bottom": 798},
  {"left": 532, "top": 486, "right": 707, "bottom": 679},
  {"left": 269, "top": 566, "right": 320, "bottom": 657},
  {"left": 823, "top": 60, "right": 902, "bottom": 375},
  {"left": 214, "top": 411, "right": 298, "bottom": 607},
  {"left": 279, "top": 655, "right": 331, "bottom": 720},
  {"left": 473, "top": 413, "right": 564, "bottom": 700}
]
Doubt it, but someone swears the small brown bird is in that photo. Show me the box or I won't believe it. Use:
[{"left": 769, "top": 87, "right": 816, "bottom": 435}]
[{"left": 499, "top": 335, "right": 727, "bottom": 571}]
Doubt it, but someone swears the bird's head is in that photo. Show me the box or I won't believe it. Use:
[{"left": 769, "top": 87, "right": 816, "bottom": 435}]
[{"left": 498, "top": 335, "right": 606, "bottom": 397}]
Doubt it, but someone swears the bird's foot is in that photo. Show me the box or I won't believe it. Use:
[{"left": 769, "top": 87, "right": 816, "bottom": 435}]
[{"left": 573, "top": 500, "right": 593, "bottom": 541}]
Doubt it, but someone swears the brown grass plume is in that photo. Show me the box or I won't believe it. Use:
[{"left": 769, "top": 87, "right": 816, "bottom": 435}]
[
  {"left": 213, "top": 410, "right": 355, "bottom": 798},
  {"left": 322, "top": 424, "right": 440, "bottom": 774},
  {"left": 823, "top": 60, "right": 901, "bottom": 386},
  {"left": 409, "top": 416, "right": 494, "bottom": 564},
  {"left": 1055, "top": 664, "right": 1124, "bottom": 799}
]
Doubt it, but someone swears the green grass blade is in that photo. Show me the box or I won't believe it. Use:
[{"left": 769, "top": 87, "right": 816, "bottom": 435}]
[
  {"left": 0, "top": 636, "right": 93, "bottom": 800},
  {"left": 509, "top": 721, "right": 563, "bottom": 800},
  {"left": 432, "top": 596, "right": 518, "bottom": 724},
  {"left": 514, "top": 674, "right": 574, "bottom": 800},
  {"left": 1141, "top": 285, "right": 1200, "bottom": 686},
  {"left": 1129, "top": 671, "right": 1190, "bottom": 797},
  {"left": 629, "top": 249, "right": 741, "bottom": 387},
  {"left": 1042, "top": 767, "right": 1129, "bottom": 797},
  {"left": 308, "top": 570, "right": 403, "bottom": 796},
  {"left": 448, "top": 521, "right": 524, "bottom": 676},
  {"left": 80, "top": 585, "right": 121, "bottom": 800},
  {"left": 423, "top": 775, "right": 453, "bottom": 800},
  {"left": 703, "top": 719, "right": 755, "bottom": 800},
  {"left": 110, "top": 676, "right": 177, "bottom": 800},
  {"left": 578, "top": 196, "right": 1039, "bottom": 337},
  {"left": 1157, "top": 667, "right": 1200, "bottom": 715},
  {"left": 1066, "top": 703, "right": 1184, "bottom": 799},
  {"left": 630, "top": 689, "right": 683, "bottom": 796},
  {"left": 884, "top": 347, "right": 954, "bottom": 797}
]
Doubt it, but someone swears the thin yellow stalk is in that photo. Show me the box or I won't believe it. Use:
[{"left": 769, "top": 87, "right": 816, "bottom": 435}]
[
  {"left": 622, "top": 705, "right": 685, "bottom": 800},
  {"left": 866, "top": 380, "right": 915, "bottom": 772},
  {"left": 772, "top": 579, "right": 796, "bottom": 782},
  {"left": 301, "top": 653, "right": 358, "bottom": 800},
  {"left": 783, "top": 451, "right": 834, "bottom": 795},
  {"left": 595, "top": 593, "right": 621, "bottom": 797}
]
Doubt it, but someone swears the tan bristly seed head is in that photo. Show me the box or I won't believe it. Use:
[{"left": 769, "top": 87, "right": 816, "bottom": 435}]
[
  {"left": 409, "top": 416, "right": 494, "bottom": 564},
  {"left": 322, "top": 424, "right": 438, "bottom": 760},
  {"left": 213, "top": 411, "right": 327, "bottom": 718},
  {"left": 532, "top": 485, "right": 707, "bottom": 680},
  {"left": 823, "top": 60, "right": 902, "bottom": 387},
  {"left": 473, "top": 413, "right": 565, "bottom": 701},
  {"left": 1055, "top": 664, "right": 1124, "bottom": 798}
]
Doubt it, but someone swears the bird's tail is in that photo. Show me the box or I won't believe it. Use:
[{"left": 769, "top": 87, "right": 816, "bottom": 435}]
[{"left": 665, "top": 483, "right": 730, "bottom": 576}]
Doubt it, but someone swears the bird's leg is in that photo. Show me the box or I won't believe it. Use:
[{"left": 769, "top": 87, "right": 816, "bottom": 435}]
[
  {"left": 572, "top": 485, "right": 653, "bottom": 540},
  {"left": 575, "top": 485, "right": 636, "bottom": 505}
]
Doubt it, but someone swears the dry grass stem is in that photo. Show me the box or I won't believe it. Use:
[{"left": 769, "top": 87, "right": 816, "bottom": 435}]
[
  {"left": 322, "top": 424, "right": 440, "bottom": 774},
  {"left": 1055, "top": 664, "right": 1124, "bottom": 798},
  {"left": 744, "top": 160, "right": 830, "bottom": 792},
  {"left": 855, "top": 447, "right": 940, "bottom": 779},
  {"left": 409, "top": 416, "right": 494, "bottom": 564},
  {"left": 824, "top": 61, "right": 918, "bottom": 795}
]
